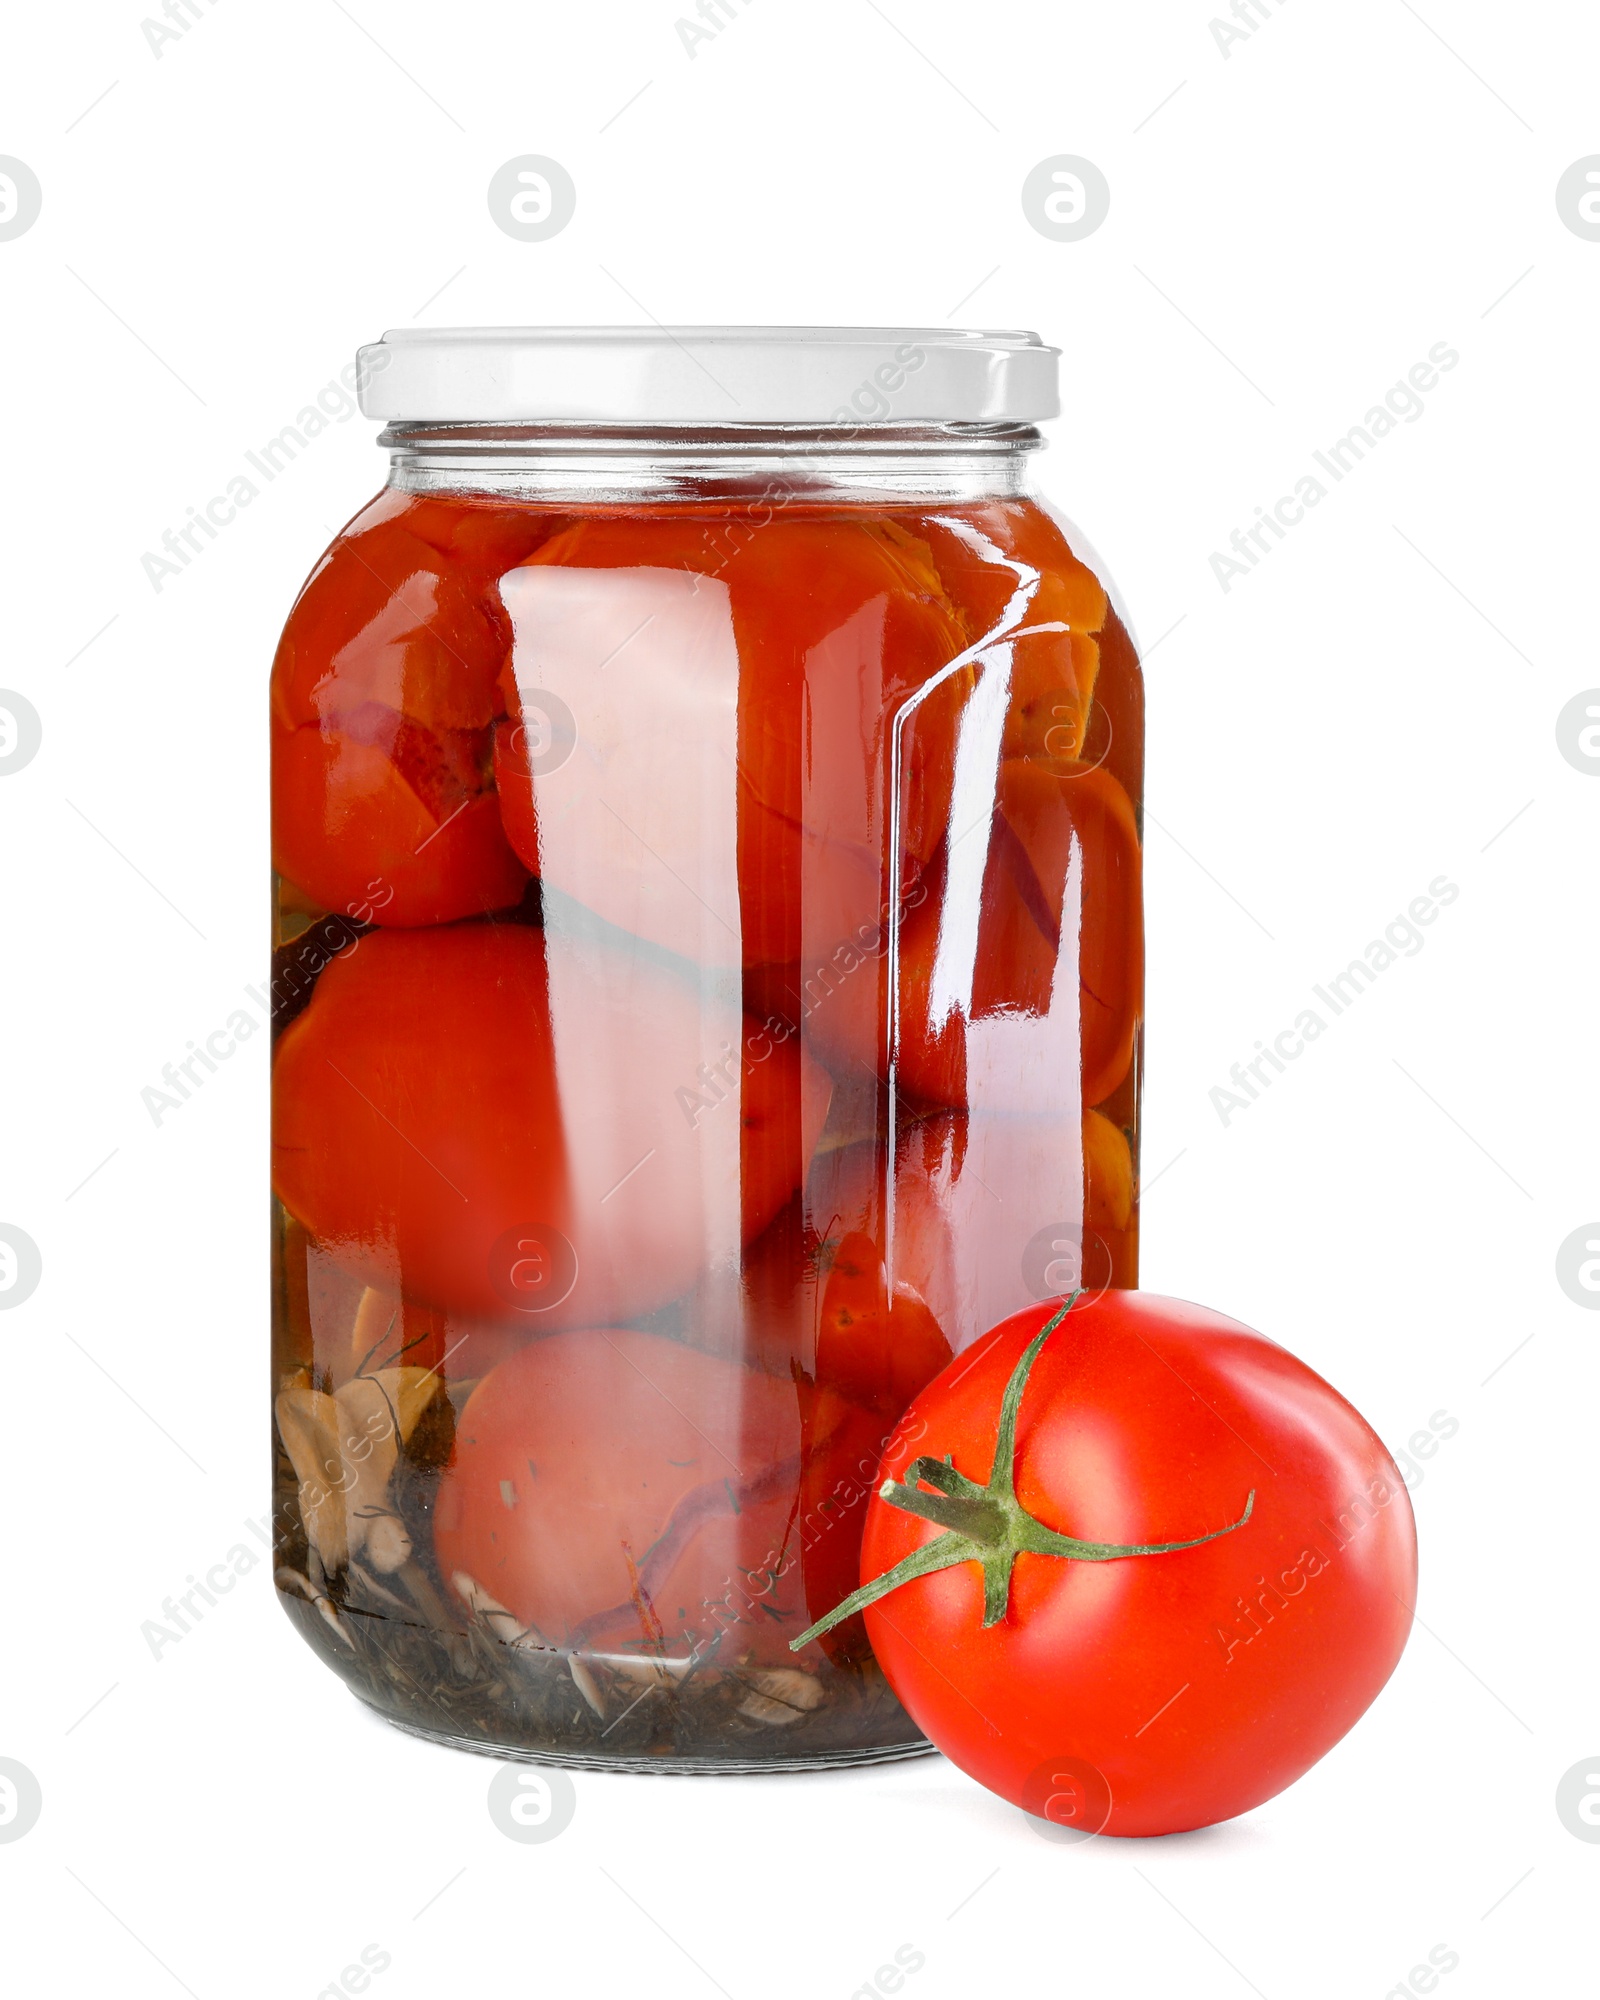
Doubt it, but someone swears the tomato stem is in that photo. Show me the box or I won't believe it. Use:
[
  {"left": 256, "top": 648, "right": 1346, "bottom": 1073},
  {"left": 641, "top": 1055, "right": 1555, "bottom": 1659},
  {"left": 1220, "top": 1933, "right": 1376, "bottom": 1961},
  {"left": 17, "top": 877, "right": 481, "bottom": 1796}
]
[{"left": 790, "top": 1294, "right": 1255, "bottom": 1647}]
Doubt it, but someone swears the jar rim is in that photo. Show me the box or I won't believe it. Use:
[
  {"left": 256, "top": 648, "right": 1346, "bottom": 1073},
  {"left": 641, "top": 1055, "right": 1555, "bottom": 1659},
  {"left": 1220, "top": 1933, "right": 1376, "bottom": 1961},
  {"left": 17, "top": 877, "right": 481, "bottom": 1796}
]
[
  {"left": 378, "top": 421, "right": 1044, "bottom": 506},
  {"left": 356, "top": 325, "right": 1060, "bottom": 426}
]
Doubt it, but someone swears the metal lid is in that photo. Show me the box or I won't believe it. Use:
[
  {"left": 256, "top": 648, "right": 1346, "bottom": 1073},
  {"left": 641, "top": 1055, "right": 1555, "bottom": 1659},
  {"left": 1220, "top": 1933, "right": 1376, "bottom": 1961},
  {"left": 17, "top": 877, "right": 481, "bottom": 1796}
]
[{"left": 356, "top": 325, "right": 1060, "bottom": 425}]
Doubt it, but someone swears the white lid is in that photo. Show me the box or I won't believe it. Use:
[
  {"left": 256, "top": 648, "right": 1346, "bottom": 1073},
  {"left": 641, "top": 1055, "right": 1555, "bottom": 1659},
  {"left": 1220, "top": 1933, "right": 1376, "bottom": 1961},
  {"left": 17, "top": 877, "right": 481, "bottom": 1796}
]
[{"left": 356, "top": 326, "right": 1059, "bottom": 425}]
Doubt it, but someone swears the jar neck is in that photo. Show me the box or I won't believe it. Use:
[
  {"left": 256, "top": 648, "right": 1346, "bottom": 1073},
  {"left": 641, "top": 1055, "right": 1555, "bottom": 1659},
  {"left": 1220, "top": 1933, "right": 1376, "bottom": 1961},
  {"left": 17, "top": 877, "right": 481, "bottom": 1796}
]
[{"left": 378, "top": 421, "right": 1044, "bottom": 505}]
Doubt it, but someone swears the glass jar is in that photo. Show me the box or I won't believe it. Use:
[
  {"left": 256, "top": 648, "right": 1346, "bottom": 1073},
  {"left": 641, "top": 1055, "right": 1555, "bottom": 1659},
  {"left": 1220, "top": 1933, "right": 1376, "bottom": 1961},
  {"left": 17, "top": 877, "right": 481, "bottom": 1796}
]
[{"left": 269, "top": 327, "right": 1144, "bottom": 1770}]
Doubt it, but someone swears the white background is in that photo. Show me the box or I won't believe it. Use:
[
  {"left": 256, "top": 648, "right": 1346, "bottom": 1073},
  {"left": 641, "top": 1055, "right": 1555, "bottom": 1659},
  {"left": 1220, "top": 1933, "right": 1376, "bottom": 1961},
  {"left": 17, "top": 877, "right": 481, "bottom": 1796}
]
[{"left": 1, "top": 1, "right": 1595, "bottom": 1994}]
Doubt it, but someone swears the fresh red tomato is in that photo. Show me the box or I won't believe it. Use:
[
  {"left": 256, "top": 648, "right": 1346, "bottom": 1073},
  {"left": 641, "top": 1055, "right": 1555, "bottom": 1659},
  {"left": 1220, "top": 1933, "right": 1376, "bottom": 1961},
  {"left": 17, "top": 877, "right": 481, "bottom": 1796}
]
[
  {"left": 489, "top": 511, "right": 971, "bottom": 969},
  {"left": 271, "top": 498, "right": 553, "bottom": 927},
  {"left": 434, "top": 1327, "right": 860, "bottom": 1665},
  {"left": 798, "top": 1291, "right": 1415, "bottom": 1837},
  {"left": 800, "top": 756, "right": 1142, "bottom": 1113},
  {"left": 271, "top": 922, "right": 832, "bottom": 1329}
]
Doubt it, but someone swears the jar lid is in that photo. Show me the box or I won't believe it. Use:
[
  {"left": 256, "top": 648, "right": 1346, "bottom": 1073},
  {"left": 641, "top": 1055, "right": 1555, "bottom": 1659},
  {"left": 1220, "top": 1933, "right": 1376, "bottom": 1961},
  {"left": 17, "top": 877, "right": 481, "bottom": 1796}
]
[{"left": 356, "top": 326, "right": 1059, "bottom": 425}]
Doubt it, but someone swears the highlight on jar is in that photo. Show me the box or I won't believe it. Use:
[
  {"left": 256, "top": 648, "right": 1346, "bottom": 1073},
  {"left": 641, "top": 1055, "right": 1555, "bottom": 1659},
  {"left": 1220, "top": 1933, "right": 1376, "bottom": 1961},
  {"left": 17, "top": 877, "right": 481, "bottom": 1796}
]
[{"left": 267, "top": 326, "right": 1144, "bottom": 1770}]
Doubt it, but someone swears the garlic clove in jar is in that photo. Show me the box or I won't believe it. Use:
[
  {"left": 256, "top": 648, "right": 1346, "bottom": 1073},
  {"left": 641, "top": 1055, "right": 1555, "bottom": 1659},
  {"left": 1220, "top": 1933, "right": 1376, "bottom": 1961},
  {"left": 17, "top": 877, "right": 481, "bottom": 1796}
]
[{"left": 274, "top": 1384, "right": 351, "bottom": 1571}]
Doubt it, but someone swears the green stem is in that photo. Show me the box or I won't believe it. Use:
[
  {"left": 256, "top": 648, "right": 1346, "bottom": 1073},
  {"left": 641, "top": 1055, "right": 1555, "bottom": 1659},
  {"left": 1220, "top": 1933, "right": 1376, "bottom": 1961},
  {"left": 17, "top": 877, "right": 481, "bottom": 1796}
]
[{"left": 791, "top": 1293, "right": 1255, "bottom": 1649}]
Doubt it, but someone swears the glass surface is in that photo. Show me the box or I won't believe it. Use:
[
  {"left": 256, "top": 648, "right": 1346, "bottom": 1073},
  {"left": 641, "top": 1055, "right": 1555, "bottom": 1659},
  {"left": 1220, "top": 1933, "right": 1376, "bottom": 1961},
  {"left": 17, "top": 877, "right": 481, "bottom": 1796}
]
[{"left": 269, "top": 449, "right": 1143, "bottom": 1768}]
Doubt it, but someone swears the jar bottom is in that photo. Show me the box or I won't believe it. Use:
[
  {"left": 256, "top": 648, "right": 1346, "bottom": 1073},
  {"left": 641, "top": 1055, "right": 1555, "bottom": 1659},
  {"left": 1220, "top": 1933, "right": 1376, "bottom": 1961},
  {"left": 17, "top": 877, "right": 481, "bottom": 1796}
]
[
  {"left": 368, "top": 1706, "right": 937, "bottom": 1776},
  {"left": 282, "top": 1592, "right": 930, "bottom": 1773}
]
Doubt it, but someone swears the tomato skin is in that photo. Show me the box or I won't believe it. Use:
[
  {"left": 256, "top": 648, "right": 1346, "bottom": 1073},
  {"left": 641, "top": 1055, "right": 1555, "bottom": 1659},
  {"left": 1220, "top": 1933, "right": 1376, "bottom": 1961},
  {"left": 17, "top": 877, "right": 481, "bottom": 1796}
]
[
  {"left": 799, "top": 759, "right": 1142, "bottom": 1115},
  {"left": 434, "top": 1328, "right": 834, "bottom": 1663},
  {"left": 271, "top": 502, "right": 540, "bottom": 927},
  {"left": 272, "top": 725, "right": 528, "bottom": 931},
  {"left": 811, "top": 1109, "right": 1136, "bottom": 1355},
  {"left": 1087, "top": 601, "right": 1145, "bottom": 824},
  {"left": 271, "top": 923, "right": 831, "bottom": 1329},
  {"left": 910, "top": 500, "right": 1111, "bottom": 769},
  {"left": 858, "top": 1292, "right": 1416, "bottom": 1837},
  {"left": 396, "top": 492, "right": 564, "bottom": 577},
  {"left": 813, "top": 1231, "right": 952, "bottom": 1419}
]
